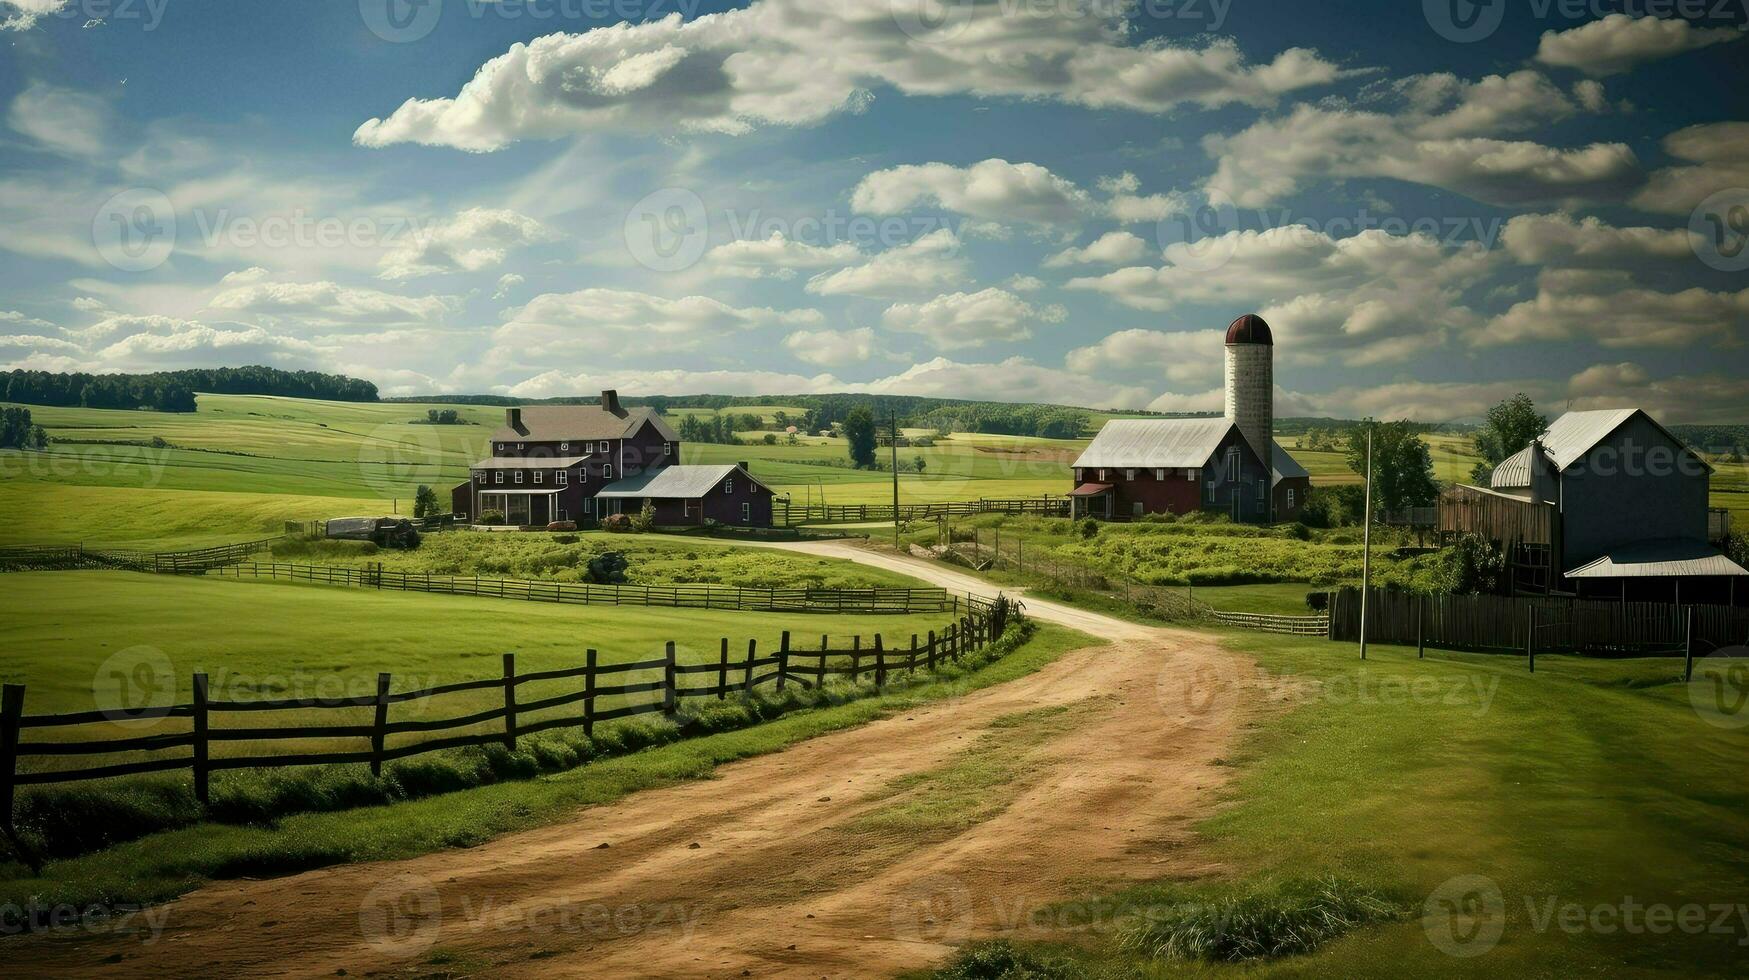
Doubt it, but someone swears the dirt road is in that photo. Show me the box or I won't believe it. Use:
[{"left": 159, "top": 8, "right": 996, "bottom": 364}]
[{"left": 15, "top": 544, "right": 1258, "bottom": 978}]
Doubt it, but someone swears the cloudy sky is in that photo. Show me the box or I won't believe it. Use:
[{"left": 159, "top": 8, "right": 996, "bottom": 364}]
[{"left": 2, "top": 0, "right": 1746, "bottom": 422}]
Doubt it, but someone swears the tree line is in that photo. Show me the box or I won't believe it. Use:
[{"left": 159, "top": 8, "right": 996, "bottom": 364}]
[{"left": 2, "top": 367, "right": 377, "bottom": 412}]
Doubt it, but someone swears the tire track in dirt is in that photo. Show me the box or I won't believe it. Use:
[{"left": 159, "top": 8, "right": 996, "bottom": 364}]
[{"left": 13, "top": 543, "right": 1260, "bottom": 979}]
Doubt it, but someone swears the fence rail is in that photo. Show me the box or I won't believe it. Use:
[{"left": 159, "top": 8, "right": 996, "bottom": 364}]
[
  {"left": 0, "top": 597, "right": 1018, "bottom": 808},
  {"left": 1328, "top": 587, "right": 1749, "bottom": 655},
  {"left": 210, "top": 561, "right": 957, "bottom": 614},
  {"left": 0, "top": 537, "right": 279, "bottom": 574},
  {"left": 774, "top": 497, "right": 1070, "bottom": 526},
  {"left": 1210, "top": 611, "right": 1330, "bottom": 635}
]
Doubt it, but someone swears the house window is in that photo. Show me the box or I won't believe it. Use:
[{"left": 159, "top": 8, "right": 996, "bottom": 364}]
[
  {"left": 741, "top": 502, "right": 751, "bottom": 522},
  {"left": 725, "top": 478, "right": 734, "bottom": 495},
  {"left": 603, "top": 464, "right": 613, "bottom": 480},
  {"left": 1257, "top": 482, "right": 1265, "bottom": 501},
  {"left": 1133, "top": 502, "right": 1144, "bottom": 517},
  {"left": 685, "top": 498, "right": 697, "bottom": 518},
  {"left": 474, "top": 471, "right": 485, "bottom": 484},
  {"left": 1186, "top": 468, "right": 1196, "bottom": 481},
  {"left": 533, "top": 471, "right": 543, "bottom": 485},
  {"left": 599, "top": 441, "right": 608, "bottom": 453},
  {"left": 1073, "top": 468, "right": 1083, "bottom": 482},
  {"left": 1286, "top": 488, "right": 1295, "bottom": 508},
  {"left": 514, "top": 470, "right": 524, "bottom": 484},
  {"left": 556, "top": 470, "right": 568, "bottom": 487},
  {"left": 1098, "top": 469, "right": 1107, "bottom": 482},
  {"left": 1124, "top": 469, "right": 1136, "bottom": 481},
  {"left": 516, "top": 442, "right": 525, "bottom": 450},
  {"left": 664, "top": 442, "right": 672, "bottom": 456},
  {"left": 1154, "top": 469, "right": 1165, "bottom": 480},
  {"left": 494, "top": 471, "right": 504, "bottom": 485},
  {"left": 495, "top": 443, "right": 504, "bottom": 452},
  {"left": 560, "top": 442, "right": 569, "bottom": 452}
]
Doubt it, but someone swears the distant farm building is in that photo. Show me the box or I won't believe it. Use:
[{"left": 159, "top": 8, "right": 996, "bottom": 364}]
[
  {"left": 1070, "top": 314, "right": 1309, "bottom": 523},
  {"left": 1440, "top": 408, "right": 1746, "bottom": 604},
  {"left": 451, "top": 390, "right": 774, "bottom": 527}
]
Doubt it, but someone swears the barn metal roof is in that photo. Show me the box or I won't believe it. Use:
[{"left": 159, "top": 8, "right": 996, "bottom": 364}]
[
  {"left": 595, "top": 464, "right": 766, "bottom": 499},
  {"left": 1565, "top": 539, "right": 1749, "bottom": 579},
  {"left": 1271, "top": 442, "right": 1309, "bottom": 483},
  {"left": 491, "top": 405, "right": 678, "bottom": 443},
  {"left": 1490, "top": 445, "right": 1534, "bottom": 489},
  {"left": 1073, "top": 418, "right": 1237, "bottom": 469},
  {"left": 1491, "top": 408, "right": 1713, "bottom": 490}
]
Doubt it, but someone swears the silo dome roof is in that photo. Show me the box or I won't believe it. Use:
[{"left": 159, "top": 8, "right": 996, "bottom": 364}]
[{"left": 1225, "top": 313, "right": 1273, "bottom": 346}]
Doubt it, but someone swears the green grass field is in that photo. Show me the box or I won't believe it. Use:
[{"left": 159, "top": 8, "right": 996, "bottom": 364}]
[{"left": 934, "top": 632, "right": 1749, "bottom": 978}]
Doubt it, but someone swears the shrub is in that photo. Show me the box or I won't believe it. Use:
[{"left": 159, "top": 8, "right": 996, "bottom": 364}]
[
  {"left": 412, "top": 484, "right": 440, "bottom": 518},
  {"left": 602, "top": 513, "right": 632, "bottom": 532},
  {"left": 1118, "top": 876, "right": 1405, "bottom": 963},
  {"left": 1078, "top": 518, "right": 1100, "bottom": 539},
  {"left": 934, "top": 941, "right": 1084, "bottom": 979},
  {"left": 479, "top": 508, "right": 506, "bottom": 526},
  {"left": 629, "top": 499, "right": 657, "bottom": 532}
]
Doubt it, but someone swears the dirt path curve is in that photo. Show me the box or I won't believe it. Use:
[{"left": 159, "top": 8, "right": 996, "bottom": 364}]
[{"left": 16, "top": 543, "right": 1258, "bottom": 979}]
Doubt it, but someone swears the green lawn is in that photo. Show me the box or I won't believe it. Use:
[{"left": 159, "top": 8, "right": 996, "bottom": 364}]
[
  {"left": 934, "top": 633, "right": 1749, "bottom": 978},
  {"left": 1188, "top": 582, "right": 1324, "bottom": 615}
]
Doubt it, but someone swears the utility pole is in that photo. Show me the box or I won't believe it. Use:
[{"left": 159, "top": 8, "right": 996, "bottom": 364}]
[
  {"left": 891, "top": 411, "right": 901, "bottom": 551},
  {"left": 1359, "top": 422, "right": 1374, "bottom": 661}
]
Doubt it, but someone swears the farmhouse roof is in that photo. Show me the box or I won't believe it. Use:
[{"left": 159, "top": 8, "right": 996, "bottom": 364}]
[
  {"left": 1491, "top": 409, "right": 1712, "bottom": 485},
  {"left": 1564, "top": 539, "right": 1749, "bottom": 579},
  {"left": 470, "top": 455, "right": 589, "bottom": 470},
  {"left": 1270, "top": 442, "right": 1308, "bottom": 483},
  {"left": 491, "top": 405, "right": 677, "bottom": 443},
  {"left": 595, "top": 464, "right": 766, "bottom": 499},
  {"left": 1073, "top": 418, "right": 1237, "bottom": 469}
]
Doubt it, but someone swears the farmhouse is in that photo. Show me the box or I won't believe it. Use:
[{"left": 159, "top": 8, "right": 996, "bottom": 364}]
[
  {"left": 1440, "top": 408, "right": 1746, "bottom": 603},
  {"left": 451, "top": 390, "right": 775, "bottom": 527},
  {"left": 1070, "top": 314, "right": 1310, "bottom": 523}
]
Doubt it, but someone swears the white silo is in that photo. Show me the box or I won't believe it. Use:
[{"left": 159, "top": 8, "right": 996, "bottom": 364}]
[{"left": 1223, "top": 313, "right": 1274, "bottom": 486}]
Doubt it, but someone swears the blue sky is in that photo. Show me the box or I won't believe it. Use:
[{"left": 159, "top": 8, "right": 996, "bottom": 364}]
[{"left": 1, "top": 0, "right": 1746, "bottom": 423}]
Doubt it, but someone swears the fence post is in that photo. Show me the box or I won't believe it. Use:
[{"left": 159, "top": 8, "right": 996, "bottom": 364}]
[
  {"left": 0, "top": 685, "right": 22, "bottom": 829},
  {"left": 193, "top": 672, "right": 210, "bottom": 805},
  {"left": 371, "top": 672, "right": 391, "bottom": 778},
  {"left": 777, "top": 631, "right": 790, "bottom": 691},
  {"left": 1526, "top": 607, "right": 1536, "bottom": 674},
  {"left": 502, "top": 653, "right": 518, "bottom": 749},
  {"left": 1684, "top": 607, "right": 1695, "bottom": 682},
  {"left": 1417, "top": 597, "right": 1425, "bottom": 660},
  {"left": 718, "top": 638, "right": 730, "bottom": 700},
  {"left": 820, "top": 634, "right": 829, "bottom": 688},
  {"left": 664, "top": 641, "right": 678, "bottom": 716},
  {"left": 583, "top": 649, "right": 597, "bottom": 738},
  {"left": 927, "top": 630, "right": 937, "bottom": 672},
  {"left": 909, "top": 634, "right": 919, "bottom": 674},
  {"left": 874, "top": 635, "right": 886, "bottom": 688},
  {"left": 743, "top": 639, "right": 757, "bottom": 694}
]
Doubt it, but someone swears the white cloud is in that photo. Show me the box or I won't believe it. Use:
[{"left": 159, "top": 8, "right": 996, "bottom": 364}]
[
  {"left": 1501, "top": 212, "right": 1697, "bottom": 265},
  {"left": 376, "top": 208, "right": 555, "bottom": 280},
  {"left": 852, "top": 159, "right": 1095, "bottom": 226},
  {"left": 1043, "top": 231, "right": 1151, "bottom": 268},
  {"left": 206, "top": 279, "right": 462, "bottom": 327},
  {"left": 0, "top": 309, "right": 56, "bottom": 331},
  {"left": 1631, "top": 121, "right": 1749, "bottom": 214},
  {"left": 805, "top": 229, "right": 967, "bottom": 298},
  {"left": 1, "top": 0, "right": 68, "bottom": 31},
  {"left": 1205, "top": 73, "right": 1639, "bottom": 207},
  {"left": 1065, "top": 328, "right": 1226, "bottom": 384},
  {"left": 1477, "top": 269, "right": 1747, "bottom": 348},
  {"left": 1567, "top": 362, "right": 1749, "bottom": 425},
  {"left": 704, "top": 232, "right": 862, "bottom": 279},
  {"left": 7, "top": 83, "right": 109, "bottom": 158},
  {"left": 354, "top": 3, "right": 1342, "bottom": 151},
  {"left": 492, "top": 288, "right": 823, "bottom": 364},
  {"left": 493, "top": 273, "right": 524, "bottom": 300},
  {"left": 1535, "top": 14, "right": 1744, "bottom": 76},
  {"left": 857, "top": 355, "right": 1151, "bottom": 410},
  {"left": 1004, "top": 274, "right": 1044, "bottom": 292},
  {"left": 880, "top": 287, "right": 1060, "bottom": 351},
  {"left": 782, "top": 326, "right": 884, "bottom": 367},
  {"left": 507, "top": 366, "right": 847, "bottom": 400}
]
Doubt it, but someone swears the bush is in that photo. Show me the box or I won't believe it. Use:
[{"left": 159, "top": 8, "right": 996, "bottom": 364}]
[
  {"left": 412, "top": 484, "right": 440, "bottom": 519},
  {"left": 934, "top": 941, "right": 1085, "bottom": 979},
  {"left": 629, "top": 499, "right": 657, "bottom": 532},
  {"left": 602, "top": 513, "right": 632, "bottom": 532},
  {"left": 479, "top": 508, "right": 506, "bottom": 526},
  {"left": 1078, "top": 518, "right": 1100, "bottom": 539},
  {"left": 1118, "top": 876, "right": 1405, "bottom": 963}
]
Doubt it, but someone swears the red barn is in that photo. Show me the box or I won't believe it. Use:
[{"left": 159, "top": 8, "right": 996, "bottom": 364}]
[
  {"left": 1071, "top": 418, "right": 1273, "bottom": 522},
  {"left": 450, "top": 390, "right": 774, "bottom": 527}
]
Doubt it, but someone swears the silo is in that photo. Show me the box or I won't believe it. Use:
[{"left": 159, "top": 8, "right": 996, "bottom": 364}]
[{"left": 1224, "top": 313, "right": 1274, "bottom": 504}]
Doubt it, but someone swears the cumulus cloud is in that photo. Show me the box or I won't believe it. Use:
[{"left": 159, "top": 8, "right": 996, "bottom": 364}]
[
  {"left": 856, "top": 355, "right": 1151, "bottom": 410},
  {"left": 782, "top": 326, "right": 884, "bottom": 367},
  {"left": 1567, "top": 362, "right": 1749, "bottom": 425},
  {"left": 1535, "top": 14, "right": 1744, "bottom": 76},
  {"left": 1205, "top": 72, "right": 1638, "bottom": 207},
  {"left": 704, "top": 232, "right": 863, "bottom": 279},
  {"left": 376, "top": 208, "right": 555, "bottom": 280},
  {"left": 1065, "top": 328, "right": 1227, "bottom": 385},
  {"left": 1501, "top": 212, "right": 1698, "bottom": 265},
  {"left": 206, "top": 279, "right": 462, "bottom": 327},
  {"left": 492, "top": 288, "right": 823, "bottom": 364},
  {"left": 880, "top": 287, "right": 1062, "bottom": 351},
  {"left": 1, "top": 0, "right": 68, "bottom": 31},
  {"left": 1043, "top": 231, "right": 1152, "bottom": 268},
  {"left": 9, "top": 313, "right": 328, "bottom": 373},
  {"left": 493, "top": 273, "right": 524, "bottom": 300},
  {"left": 852, "top": 159, "right": 1095, "bottom": 226},
  {"left": 506, "top": 366, "right": 847, "bottom": 400},
  {"left": 7, "top": 83, "right": 109, "bottom": 158},
  {"left": 353, "top": 3, "right": 1342, "bottom": 151},
  {"left": 1477, "top": 269, "right": 1747, "bottom": 348},
  {"left": 804, "top": 229, "right": 967, "bottom": 298},
  {"left": 1631, "top": 121, "right": 1749, "bottom": 214}
]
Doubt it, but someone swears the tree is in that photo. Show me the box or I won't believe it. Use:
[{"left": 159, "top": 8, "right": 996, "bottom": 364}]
[
  {"left": 843, "top": 407, "right": 877, "bottom": 469},
  {"left": 629, "top": 499, "right": 657, "bottom": 532},
  {"left": 1345, "top": 420, "right": 1438, "bottom": 514},
  {"left": 412, "top": 484, "right": 440, "bottom": 518},
  {"left": 1470, "top": 393, "right": 1546, "bottom": 484},
  {"left": 913, "top": 454, "right": 927, "bottom": 474}
]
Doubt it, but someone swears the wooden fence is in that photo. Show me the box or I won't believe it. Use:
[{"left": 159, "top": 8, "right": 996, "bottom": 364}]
[
  {"left": 0, "top": 537, "right": 279, "bottom": 574},
  {"left": 1210, "top": 610, "right": 1330, "bottom": 635},
  {"left": 774, "top": 496, "right": 1070, "bottom": 526},
  {"left": 209, "top": 561, "right": 958, "bottom": 614},
  {"left": 0, "top": 597, "right": 1018, "bottom": 809},
  {"left": 1328, "top": 587, "right": 1749, "bottom": 656}
]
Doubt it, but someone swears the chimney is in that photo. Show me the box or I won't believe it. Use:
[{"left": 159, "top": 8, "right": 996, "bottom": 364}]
[
  {"left": 601, "top": 389, "right": 624, "bottom": 416},
  {"left": 506, "top": 407, "right": 522, "bottom": 430}
]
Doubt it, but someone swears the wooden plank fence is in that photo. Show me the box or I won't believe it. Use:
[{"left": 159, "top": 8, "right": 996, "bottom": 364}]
[
  {"left": 0, "top": 537, "right": 279, "bottom": 574},
  {"left": 1210, "top": 610, "right": 1330, "bottom": 635},
  {"left": 209, "top": 561, "right": 958, "bottom": 614},
  {"left": 1328, "top": 587, "right": 1749, "bottom": 656},
  {"left": 0, "top": 596, "right": 1019, "bottom": 807}
]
